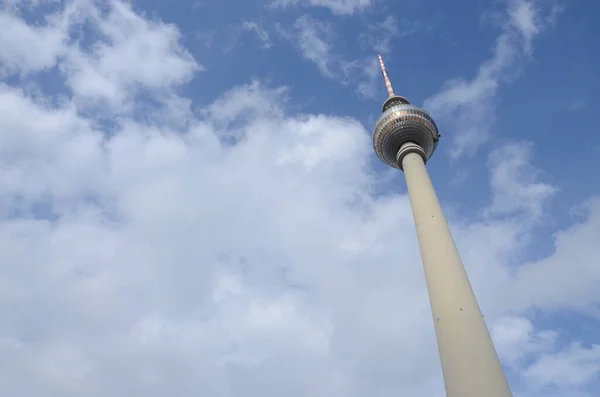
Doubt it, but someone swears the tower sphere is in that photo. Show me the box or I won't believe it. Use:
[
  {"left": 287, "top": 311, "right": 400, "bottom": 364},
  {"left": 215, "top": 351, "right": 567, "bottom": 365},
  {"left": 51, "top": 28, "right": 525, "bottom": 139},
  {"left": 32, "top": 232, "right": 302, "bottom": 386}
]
[{"left": 373, "top": 96, "right": 440, "bottom": 170}]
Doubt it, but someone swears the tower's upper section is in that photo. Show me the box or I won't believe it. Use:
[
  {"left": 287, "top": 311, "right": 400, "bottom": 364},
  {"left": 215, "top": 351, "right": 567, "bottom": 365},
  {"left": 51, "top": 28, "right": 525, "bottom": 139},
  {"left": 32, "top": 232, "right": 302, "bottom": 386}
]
[{"left": 373, "top": 55, "right": 440, "bottom": 170}]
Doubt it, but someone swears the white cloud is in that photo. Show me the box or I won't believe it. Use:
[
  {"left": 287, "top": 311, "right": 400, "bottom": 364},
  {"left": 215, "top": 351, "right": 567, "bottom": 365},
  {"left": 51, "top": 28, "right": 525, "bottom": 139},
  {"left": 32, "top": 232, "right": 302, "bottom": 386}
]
[
  {"left": 346, "top": 16, "right": 424, "bottom": 99},
  {"left": 492, "top": 316, "right": 557, "bottom": 369},
  {"left": 62, "top": 0, "right": 200, "bottom": 111},
  {"left": 509, "top": 0, "right": 541, "bottom": 53},
  {"left": 358, "top": 15, "right": 433, "bottom": 56},
  {"left": 0, "top": 11, "right": 66, "bottom": 74},
  {"left": 487, "top": 142, "right": 557, "bottom": 221},
  {"left": 0, "top": 78, "right": 440, "bottom": 396},
  {"left": 284, "top": 14, "right": 431, "bottom": 98},
  {"left": 199, "top": 20, "right": 274, "bottom": 53},
  {"left": 0, "top": 83, "right": 105, "bottom": 205},
  {"left": 492, "top": 318, "right": 600, "bottom": 396},
  {"left": 424, "top": 0, "right": 557, "bottom": 159},
  {"left": 0, "top": 1, "right": 599, "bottom": 397},
  {"left": 271, "top": 0, "right": 372, "bottom": 15},
  {"left": 524, "top": 343, "right": 600, "bottom": 391},
  {"left": 509, "top": 197, "right": 600, "bottom": 313},
  {"left": 285, "top": 15, "right": 405, "bottom": 98},
  {"left": 289, "top": 15, "right": 336, "bottom": 77},
  {"left": 281, "top": 11, "right": 431, "bottom": 99},
  {"left": 0, "top": 0, "right": 200, "bottom": 111},
  {"left": 357, "top": 15, "right": 400, "bottom": 55},
  {"left": 341, "top": 56, "right": 381, "bottom": 98},
  {"left": 0, "top": 0, "right": 89, "bottom": 75},
  {"left": 241, "top": 21, "right": 273, "bottom": 49},
  {"left": 201, "top": 80, "right": 287, "bottom": 127}
]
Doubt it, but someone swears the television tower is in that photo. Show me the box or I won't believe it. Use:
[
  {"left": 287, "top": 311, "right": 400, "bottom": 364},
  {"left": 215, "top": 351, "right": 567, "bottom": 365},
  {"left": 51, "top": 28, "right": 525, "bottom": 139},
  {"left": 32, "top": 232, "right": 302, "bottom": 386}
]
[{"left": 373, "top": 54, "right": 513, "bottom": 397}]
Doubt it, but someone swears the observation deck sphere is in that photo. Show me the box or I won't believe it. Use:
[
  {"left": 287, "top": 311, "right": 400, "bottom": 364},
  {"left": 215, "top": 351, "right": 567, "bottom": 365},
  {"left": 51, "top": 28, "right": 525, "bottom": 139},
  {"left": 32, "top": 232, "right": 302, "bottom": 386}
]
[{"left": 373, "top": 103, "right": 440, "bottom": 169}]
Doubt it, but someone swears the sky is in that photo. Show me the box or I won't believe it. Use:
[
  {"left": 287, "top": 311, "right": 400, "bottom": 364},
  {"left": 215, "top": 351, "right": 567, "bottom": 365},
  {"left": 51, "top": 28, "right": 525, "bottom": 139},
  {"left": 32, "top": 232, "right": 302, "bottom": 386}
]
[{"left": 0, "top": 0, "right": 599, "bottom": 396}]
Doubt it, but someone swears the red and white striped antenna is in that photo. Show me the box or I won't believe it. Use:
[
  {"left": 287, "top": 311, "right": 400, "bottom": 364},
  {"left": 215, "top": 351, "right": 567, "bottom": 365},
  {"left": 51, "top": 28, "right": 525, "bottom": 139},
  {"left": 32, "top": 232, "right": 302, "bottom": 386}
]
[{"left": 378, "top": 53, "right": 395, "bottom": 98}]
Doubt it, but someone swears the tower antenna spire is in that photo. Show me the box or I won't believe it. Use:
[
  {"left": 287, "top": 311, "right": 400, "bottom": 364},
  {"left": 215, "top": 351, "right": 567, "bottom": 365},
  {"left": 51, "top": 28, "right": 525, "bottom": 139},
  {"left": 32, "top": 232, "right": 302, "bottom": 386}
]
[{"left": 378, "top": 53, "right": 395, "bottom": 98}]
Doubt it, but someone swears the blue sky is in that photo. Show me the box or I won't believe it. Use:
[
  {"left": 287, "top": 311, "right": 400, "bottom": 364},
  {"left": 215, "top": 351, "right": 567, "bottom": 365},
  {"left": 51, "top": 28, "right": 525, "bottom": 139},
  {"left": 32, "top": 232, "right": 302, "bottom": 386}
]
[{"left": 0, "top": 0, "right": 599, "bottom": 396}]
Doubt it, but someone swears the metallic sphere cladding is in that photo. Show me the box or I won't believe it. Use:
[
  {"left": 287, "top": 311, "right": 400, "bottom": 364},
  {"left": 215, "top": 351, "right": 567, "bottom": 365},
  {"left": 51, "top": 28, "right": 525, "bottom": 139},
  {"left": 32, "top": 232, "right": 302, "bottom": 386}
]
[{"left": 373, "top": 101, "right": 440, "bottom": 169}]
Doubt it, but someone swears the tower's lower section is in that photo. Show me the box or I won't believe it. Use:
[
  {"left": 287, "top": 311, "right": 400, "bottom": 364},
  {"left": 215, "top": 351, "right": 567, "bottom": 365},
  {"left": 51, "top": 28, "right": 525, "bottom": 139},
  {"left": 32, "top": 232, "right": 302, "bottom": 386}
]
[{"left": 400, "top": 143, "right": 513, "bottom": 397}]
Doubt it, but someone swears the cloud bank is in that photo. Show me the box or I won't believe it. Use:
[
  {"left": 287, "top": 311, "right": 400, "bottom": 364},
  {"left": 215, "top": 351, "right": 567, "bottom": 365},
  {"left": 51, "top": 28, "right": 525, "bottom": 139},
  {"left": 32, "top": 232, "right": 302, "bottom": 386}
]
[{"left": 0, "top": 1, "right": 598, "bottom": 397}]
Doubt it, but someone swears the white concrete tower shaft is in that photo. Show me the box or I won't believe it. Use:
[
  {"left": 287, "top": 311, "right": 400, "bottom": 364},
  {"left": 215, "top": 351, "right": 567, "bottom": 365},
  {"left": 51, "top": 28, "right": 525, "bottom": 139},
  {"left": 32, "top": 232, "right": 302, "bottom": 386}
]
[
  {"left": 372, "top": 55, "right": 513, "bottom": 397},
  {"left": 400, "top": 143, "right": 513, "bottom": 397}
]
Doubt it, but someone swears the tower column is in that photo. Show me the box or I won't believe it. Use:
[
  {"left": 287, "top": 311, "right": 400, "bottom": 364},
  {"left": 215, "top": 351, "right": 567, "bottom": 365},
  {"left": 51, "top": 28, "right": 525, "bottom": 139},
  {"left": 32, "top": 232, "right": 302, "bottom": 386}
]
[{"left": 399, "top": 143, "right": 513, "bottom": 397}]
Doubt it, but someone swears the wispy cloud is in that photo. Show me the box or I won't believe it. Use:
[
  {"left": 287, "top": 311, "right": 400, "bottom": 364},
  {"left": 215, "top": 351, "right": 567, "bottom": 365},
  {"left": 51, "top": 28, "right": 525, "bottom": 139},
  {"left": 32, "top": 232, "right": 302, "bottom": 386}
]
[
  {"left": 288, "top": 15, "right": 336, "bottom": 77},
  {"left": 195, "top": 20, "right": 273, "bottom": 53},
  {"left": 492, "top": 316, "right": 558, "bottom": 369},
  {"left": 486, "top": 142, "right": 557, "bottom": 221},
  {"left": 284, "top": 14, "right": 428, "bottom": 98},
  {"left": 241, "top": 21, "right": 273, "bottom": 49},
  {"left": 524, "top": 342, "right": 600, "bottom": 391},
  {"left": 341, "top": 56, "right": 381, "bottom": 98},
  {"left": 346, "top": 16, "right": 428, "bottom": 99},
  {"left": 270, "top": 0, "right": 372, "bottom": 15},
  {"left": 424, "top": 0, "right": 561, "bottom": 159},
  {"left": 493, "top": 317, "right": 600, "bottom": 394},
  {"left": 358, "top": 16, "right": 434, "bottom": 55}
]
